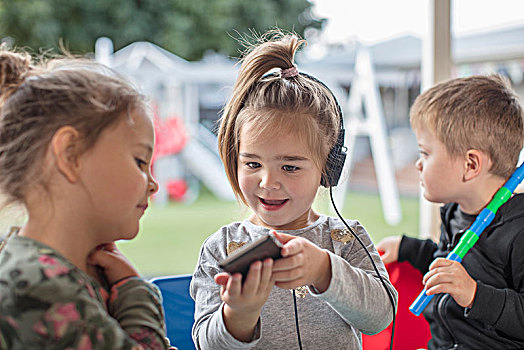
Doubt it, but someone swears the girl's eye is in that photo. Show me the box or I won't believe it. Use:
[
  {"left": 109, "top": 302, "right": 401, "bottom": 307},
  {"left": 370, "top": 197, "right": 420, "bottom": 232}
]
[
  {"left": 282, "top": 165, "right": 298, "bottom": 172},
  {"left": 246, "top": 162, "right": 261, "bottom": 169},
  {"left": 419, "top": 150, "right": 428, "bottom": 157},
  {"left": 135, "top": 158, "right": 147, "bottom": 169}
]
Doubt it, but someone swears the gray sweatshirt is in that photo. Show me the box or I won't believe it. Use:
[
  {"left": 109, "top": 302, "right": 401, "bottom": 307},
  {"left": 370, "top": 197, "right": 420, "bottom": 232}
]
[{"left": 190, "top": 215, "right": 397, "bottom": 349}]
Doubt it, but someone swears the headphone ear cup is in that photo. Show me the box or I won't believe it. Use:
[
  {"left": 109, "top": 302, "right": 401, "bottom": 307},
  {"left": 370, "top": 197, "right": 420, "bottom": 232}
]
[
  {"left": 322, "top": 130, "right": 347, "bottom": 187},
  {"left": 299, "top": 72, "right": 347, "bottom": 187}
]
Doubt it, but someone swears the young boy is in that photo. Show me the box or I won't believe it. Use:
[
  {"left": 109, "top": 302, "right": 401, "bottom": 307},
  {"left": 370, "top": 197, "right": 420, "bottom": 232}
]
[{"left": 377, "top": 74, "right": 524, "bottom": 349}]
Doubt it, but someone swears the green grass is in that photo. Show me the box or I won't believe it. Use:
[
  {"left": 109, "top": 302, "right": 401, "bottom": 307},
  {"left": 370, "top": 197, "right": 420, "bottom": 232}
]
[{"left": 117, "top": 189, "right": 420, "bottom": 278}]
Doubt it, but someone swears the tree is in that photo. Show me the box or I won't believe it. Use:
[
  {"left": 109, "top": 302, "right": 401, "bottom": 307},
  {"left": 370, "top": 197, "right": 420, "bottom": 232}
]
[{"left": 0, "top": 0, "right": 324, "bottom": 61}]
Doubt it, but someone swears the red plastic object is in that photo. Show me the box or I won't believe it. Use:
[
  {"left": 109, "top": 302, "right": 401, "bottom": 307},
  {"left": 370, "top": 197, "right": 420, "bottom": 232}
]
[
  {"left": 362, "top": 261, "right": 431, "bottom": 350},
  {"left": 153, "top": 116, "right": 188, "bottom": 160},
  {"left": 167, "top": 179, "right": 188, "bottom": 201}
]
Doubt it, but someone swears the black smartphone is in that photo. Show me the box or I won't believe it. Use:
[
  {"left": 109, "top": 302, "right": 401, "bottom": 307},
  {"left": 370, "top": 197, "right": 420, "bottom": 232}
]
[{"left": 219, "top": 232, "right": 283, "bottom": 278}]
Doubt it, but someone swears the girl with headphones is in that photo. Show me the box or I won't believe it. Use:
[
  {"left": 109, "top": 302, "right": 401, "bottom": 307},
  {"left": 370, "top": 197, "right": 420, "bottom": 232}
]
[{"left": 190, "top": 30, "right": 397, "bottom": 349}]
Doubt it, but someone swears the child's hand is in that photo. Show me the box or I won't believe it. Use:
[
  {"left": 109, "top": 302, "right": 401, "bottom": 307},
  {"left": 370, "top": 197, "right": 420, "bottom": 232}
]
[
  {"left": 376, "top": 236, "right": 401, "bottom": 264},
  {"left": 215, "top": 258, "right": 274, "bottom": 342},
  {"left": 271, "top": 231, "right": 331, "bottom": 293},
  {"left": 423, "top": 258, "right": 477, "bottom": 308},
  {"left": 87, "top": 243, "right": 139, "bottom": 285},
  {"left": 215, "top": 258, "right": 274, "bottom": 312}
]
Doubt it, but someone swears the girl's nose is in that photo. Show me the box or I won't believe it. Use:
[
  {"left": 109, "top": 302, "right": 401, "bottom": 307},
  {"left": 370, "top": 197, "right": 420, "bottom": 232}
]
[
  {"left": 415, "top": 158, "right": 423, "bottom": 171},
  {"left": 260, "top": 170, "right": 280, "bottom": 190},
  {"left": 148, "top": 175, "right": 159, "bottom": 195}
]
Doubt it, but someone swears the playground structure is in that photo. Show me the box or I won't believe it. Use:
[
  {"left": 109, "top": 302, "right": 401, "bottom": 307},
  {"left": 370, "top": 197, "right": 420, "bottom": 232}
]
[
  {"left": 95, "top": 37, "right": 406, "bottom": 225},
  {"left": 337, "top": 48, "right": 402, "bottom": 225}
]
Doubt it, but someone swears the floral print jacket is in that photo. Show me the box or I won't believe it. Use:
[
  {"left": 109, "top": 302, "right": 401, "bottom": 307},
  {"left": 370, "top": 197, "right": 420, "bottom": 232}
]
[{"left": 0, "top": 235, "right": 173, "bottom": 350}]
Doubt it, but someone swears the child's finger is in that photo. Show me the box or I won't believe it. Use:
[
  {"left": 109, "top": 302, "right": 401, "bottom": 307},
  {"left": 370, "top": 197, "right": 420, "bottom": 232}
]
[
  {"left": 225, "top": 273, "right": 243, "bottom": 298},
  {"left": 87, "top": 243, "right": 121, "bottom": 266},
  {"left": 94, "top": 242, "right": 117, "bottom": 253},
  {"left": 87, "top": 248, "right": 111, "bottom": 267},
  {"left": 426, "top": 281, "right": 451, "bottom": 296},
  {"left": 271, "top": 231, "right": 295, "bottom": 245},
  {"left": 103, "top": 242, "right": 119, "bottom": 252},
  {"left": 380, "top": 251, "right": 393, "bottom": 264},
  {"left": 429, "top": 257, "right": 452, "bottom": 270},
  {"left": 422, "top": 267, "right": 441, "bottom": 285},
  {"left": 259, "top": 258, "right": 274, "bottom": 292},
  {"left": 280, "top": 237, "right": 303, "bottom": 257},
  {"left": 274, "top": 277, "right": 304, "bottom": 290},
  {"left": 272, "top": 255, "right": 306, "bottom": 285},
  {"left": 272, "top": 252, "right": 303, "bottom": 273},
  {"left": 242, "top": 261, "right": 262, "bottom": 295},
  {"left": 424, "top": 268, "right": 458, "bottom": 292},
  {"left": 214, "top": 272, "right": 230, "bottom": 286}
]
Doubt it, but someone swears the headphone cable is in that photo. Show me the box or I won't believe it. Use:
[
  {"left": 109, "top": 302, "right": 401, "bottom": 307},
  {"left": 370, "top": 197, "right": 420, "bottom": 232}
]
[
  {"left": 329, "top": 187, "right": 397, "bottom": 350},
  {"left": 292, "top": 289, "right": 303, "bottom": 350},
  {"left": 290, "top": 188, "right": 397, "bottom": 350}
]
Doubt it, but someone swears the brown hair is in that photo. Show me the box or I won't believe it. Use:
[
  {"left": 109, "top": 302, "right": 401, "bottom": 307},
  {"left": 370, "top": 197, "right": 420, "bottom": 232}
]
[
  {"left": 218, "top": 30, "right": 342, "bottom": 204},
  {"left": 0, "top": 48, "right": 147, "bottom": 206},
  {"left": 410, "top": 74, "right": 524, "bottom": 178}
]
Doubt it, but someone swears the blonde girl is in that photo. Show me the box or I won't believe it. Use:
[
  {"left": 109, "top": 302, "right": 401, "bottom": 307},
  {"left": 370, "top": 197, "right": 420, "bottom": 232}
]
[{"left": 190, "top": 32, "right": 396, "bottom": 349}]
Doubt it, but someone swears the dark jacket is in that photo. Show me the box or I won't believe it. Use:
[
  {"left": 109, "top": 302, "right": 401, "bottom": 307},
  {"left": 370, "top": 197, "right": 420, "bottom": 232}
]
[{"left": 399, "top": 193, "right": 524, "bottom": 350}]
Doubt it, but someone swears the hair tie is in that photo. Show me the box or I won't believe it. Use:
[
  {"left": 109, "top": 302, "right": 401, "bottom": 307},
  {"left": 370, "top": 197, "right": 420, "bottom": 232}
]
[{"left": 281, "top": 65, "right": 299, "bottom": 78}]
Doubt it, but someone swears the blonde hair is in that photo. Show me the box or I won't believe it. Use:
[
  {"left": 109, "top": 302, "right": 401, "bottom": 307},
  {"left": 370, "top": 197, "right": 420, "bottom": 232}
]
[
  {"left": 410, "top": 74, "right": 524, "bottom": 178},
  {"left": 218, "top": 31, "right": 342, "bottom": 204},
  {"left": 0, "top": 48, "right": 147, "bottom": 207}
]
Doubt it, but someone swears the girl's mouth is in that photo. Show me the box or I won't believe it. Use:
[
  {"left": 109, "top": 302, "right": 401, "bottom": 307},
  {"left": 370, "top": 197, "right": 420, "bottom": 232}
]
[{"left": 259, "top": 197, "right": 288, "bottom": 210}]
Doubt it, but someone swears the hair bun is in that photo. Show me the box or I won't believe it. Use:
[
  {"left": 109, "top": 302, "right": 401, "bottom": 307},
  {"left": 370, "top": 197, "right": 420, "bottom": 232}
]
[{"left": 0, "top": 51, "right": 32, "bottom": 101}]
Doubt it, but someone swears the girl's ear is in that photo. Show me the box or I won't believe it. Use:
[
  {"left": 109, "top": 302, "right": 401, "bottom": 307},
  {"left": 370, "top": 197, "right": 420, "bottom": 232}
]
[
  {"left": 50, "top": 126, "right": 82, "bottom": 183},
  {"left": 463, "top": 149, "right": 485, "bottom": 181}
]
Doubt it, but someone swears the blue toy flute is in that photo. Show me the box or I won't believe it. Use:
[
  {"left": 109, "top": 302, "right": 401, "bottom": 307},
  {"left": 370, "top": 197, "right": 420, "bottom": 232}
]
[{"left": 410, "top": 163, "right": 524, "bottom": 316}]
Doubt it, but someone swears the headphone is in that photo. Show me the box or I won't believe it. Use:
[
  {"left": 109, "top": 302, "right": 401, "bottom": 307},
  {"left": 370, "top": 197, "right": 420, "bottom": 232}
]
[
  {"left": 298, "top": 72, "right": 347, "bottom": 188},
  {"left": 320, "top": 112, "right": 346, "bottom": 188}
]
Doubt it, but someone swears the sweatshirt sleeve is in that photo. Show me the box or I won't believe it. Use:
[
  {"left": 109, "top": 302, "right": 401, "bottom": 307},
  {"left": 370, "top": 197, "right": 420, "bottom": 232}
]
[
  {"left": 108, "top": 277, "right": 173, "bottom": 349},
  {"left": 2, "top": 276, "right": 172, "bottom": 349},
  {"left": 398, "top": 235, "right": 438, "bottom": 274},
  {"left": 465, "top": 231, "right": 524, "bottom": 339},
  {"left": 190, "top": 236, "right": 261, "bottom": 350},
  {"left": 309, "top": 221, "right": 398, "bottom": 335}
]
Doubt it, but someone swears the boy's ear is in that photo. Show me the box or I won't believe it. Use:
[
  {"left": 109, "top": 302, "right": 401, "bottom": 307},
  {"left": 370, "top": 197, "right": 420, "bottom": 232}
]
[
  {"left": 463, "top": 149, "right": 483, "bottom": 181},
  {"left": 50, "top": 126, "right": 82, "bottom": 183}
]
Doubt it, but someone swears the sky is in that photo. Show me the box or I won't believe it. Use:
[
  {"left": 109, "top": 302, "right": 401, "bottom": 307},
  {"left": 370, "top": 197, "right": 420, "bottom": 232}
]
[{"left": 311, "top": 0, "right": 524, "bottom": 44}]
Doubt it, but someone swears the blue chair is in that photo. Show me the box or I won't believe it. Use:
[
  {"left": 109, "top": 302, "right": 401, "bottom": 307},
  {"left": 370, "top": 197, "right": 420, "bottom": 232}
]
[{"left": 151, "top": 274, "right": 196, "bottom": 350}]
